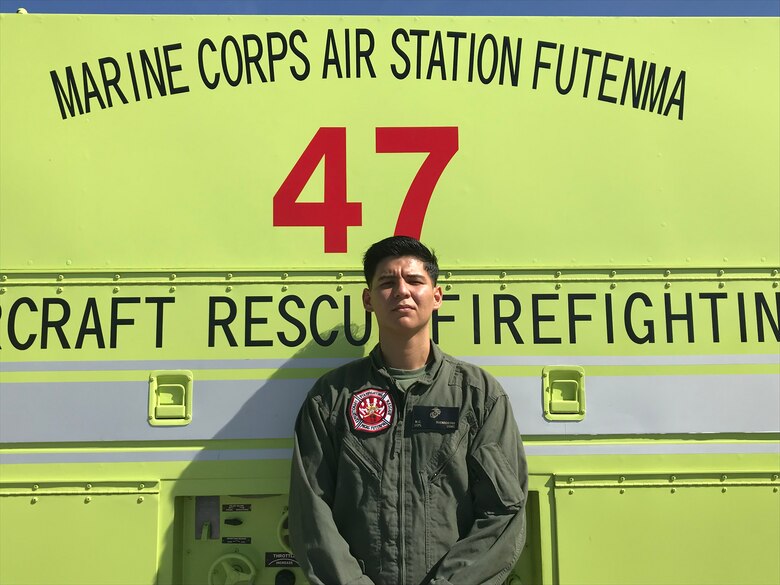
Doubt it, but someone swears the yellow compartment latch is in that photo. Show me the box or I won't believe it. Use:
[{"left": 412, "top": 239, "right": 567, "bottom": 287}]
[
  {"left": 148, "top": 370, "right": 193, "bottom": 426},
  {"left": 543, "top": 366, "right": 585, "bottom": 421}
]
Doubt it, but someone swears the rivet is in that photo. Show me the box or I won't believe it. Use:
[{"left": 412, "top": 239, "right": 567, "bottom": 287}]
[
  {"left": 568, "top": 489, "right": 574, "bottom": 495},
  {"left": 445, "top": 284, "right": 452, "bottom": 290},
  {"left": 718, "top": 282, "right": 725, "bottom": 288},
  {"left": 113, "top": 274, "right": 120, "bottom": 280},
  {"left": 721, "top": 475, "right": 727, "bottom": 481},
  {"left": 31, "top": 497, "right": 38, "bottom": 504},
  {"left": 84, "top": 496, "right": 92, "bottom": 503},
  {"left": 664, "top": 282, "right": 671, "bottom": 289},
  {"left": 500, "top": 283, "right": 507, "bottom": 290},
  {"left": 618, "top": 476, "right": 625, "bottom": 483},
  {"left": 0, "top": 275, "right": 6, "bottom": 281},
  {"left": 670, "top": 476, "right": 676, "bottom": 482},
  {"left": 446, "top": 271, "right": 453, "bottom": 278},
  {"left": 336, "top": 285, "right": 343, "bottom": 291},
  {"left": 722, "top": 257, "right": 728, "bottom": 263},
  {"left": 281, "top": 285, "right": 288, "bottom": 292},
  {"left": 137, "top": 497, "right": 144, "bottom": 503},
  {"left": 555, "top": 271, "right": 561, "bottom": 278},
  {"left": 32, "top": 484, "right": 39, "bottom": 491},
  {"left": 226, "top": 273, "right": 233, "bottom": 280},
  {"left": 774, "top": 487, "right": 779, "bottom": 493},
  {"left": 185, "top": 414, "right": 191, "bottom": 420},
  {"left": 170, "top": 274, "right": 176, "bottom": 280},
  {"left": 771, "top": 269, "right": 778, "bottom": 277},
  {"left": 619, "top": 488, "right": 625, "bottom": 494},
  {"left": 169, "top": 286, "right": 176, "bottom": 293},
  {"left": 85, "top": 484, "right": 92, "bottom": 490},
  {"left": 721, "top": 487, "right": 727, "bottom": 493},
  {"left": 610, "top": 283, "right": 616, "bottom": 289},
  {"left": 772, "top": 475, "right": 778, "bottom": 481},
  {"left": 0, "top": 288, "right": 6, "bottom": 294},
  {"left": 773, "top": 282, "right": 779, "bottom": 288},
  {"left": 187, "top": 376, "right": 192, "bottom": 382},
  {"left": 610, "top": 271, "right": 617, "bottom": 277},
  {"left": 717, "top": 269, "right": 725, "bottom": 276},
  {"left": 282, "top": 273, "right": 288, "bottom": 280},
  {"left": 567, "top": 477, "right": 574, "bottom": 483},
  {"left": 113, "top": 287, "right": 120, "bottom": 293},
  {"left": 56, "top": 287, "right": 63, "bottom": 294},
  {"left": 337, "top": 272, "right": 343, "bottom": 279},
  {"left": 139, "top": 484, "right": 145, "bottom": 489},
  {"left": 555, "top": 283, "right": 561, "bottom": 290},
  {"left": 57, "top": 274, "right": 64, "bottom": 281},
  {"left": 664, "top": 270, "right": 671, "bottom": 277},
  {"left": 226, "top": 286, "right": 232, "bottom": 292},
  {"left": 499, "top": 271, "right": 506, "bottom": 278},
  {"left": 671, "top": 488, "right": 676, "bottom": 494}
]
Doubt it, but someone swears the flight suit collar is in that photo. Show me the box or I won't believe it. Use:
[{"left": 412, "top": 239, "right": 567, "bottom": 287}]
[{"left": 368, "top": 341, "right": 446, "bottom": 389}]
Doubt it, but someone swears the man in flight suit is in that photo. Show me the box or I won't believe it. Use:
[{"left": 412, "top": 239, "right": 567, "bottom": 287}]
[{"left": 289, "top": 236, "right": 527, "bottom": 585}]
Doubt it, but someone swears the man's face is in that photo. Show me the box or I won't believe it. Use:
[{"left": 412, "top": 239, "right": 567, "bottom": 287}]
[{"left": 362, "top": 256, "right": 443, "bottom": 336}]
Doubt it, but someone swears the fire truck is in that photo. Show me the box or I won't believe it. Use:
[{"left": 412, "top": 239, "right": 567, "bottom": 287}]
[{"left": 1, "top": 2, "right": 778, "bottom": 584}]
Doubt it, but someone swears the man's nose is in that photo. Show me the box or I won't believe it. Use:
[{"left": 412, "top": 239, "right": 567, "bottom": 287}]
[{"left": 394, "top": 280, "right": 410, "bottom": 297}]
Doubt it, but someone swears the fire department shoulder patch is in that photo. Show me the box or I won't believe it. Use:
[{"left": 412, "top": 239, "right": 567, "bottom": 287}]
[{"left": 348, "top": 389, "right": 394, "bottom": 433}]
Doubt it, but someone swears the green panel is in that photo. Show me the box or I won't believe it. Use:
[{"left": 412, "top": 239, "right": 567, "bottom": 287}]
[
  {"left": 554, "top": 475, "right": 780, "bottom": 585},
  {"left": 1, "top": 16, "right": 778, "bottom": 271},
  {"left": 0, "top": 485, "right": 159, "bottom": 585}
]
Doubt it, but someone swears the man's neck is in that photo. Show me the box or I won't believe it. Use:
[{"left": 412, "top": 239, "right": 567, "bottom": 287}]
[{"left": 378, "top": 331, "right": 431, "bottom": 370}]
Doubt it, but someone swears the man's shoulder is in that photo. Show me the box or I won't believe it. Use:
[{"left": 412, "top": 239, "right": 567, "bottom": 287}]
[
  {"left": 439, "top": 350, "right": 506, "bottom": 399},
  {"left": 307, "top": 354, "right": 374, "bottom": 399}
]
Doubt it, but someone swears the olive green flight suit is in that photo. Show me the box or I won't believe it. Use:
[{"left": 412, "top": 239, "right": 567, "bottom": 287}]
[{"left": 289, "top": 343, "right": 528, "bottom": 585}]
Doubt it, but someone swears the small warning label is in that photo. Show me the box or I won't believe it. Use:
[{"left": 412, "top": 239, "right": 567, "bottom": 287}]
[
  {"left": 265, "top": 552, "right": 299, "bottom": 567},
  {"left": 222, "top": 503, "right": 252, "bottom": 512},
  {"left": 222, "top": 537, "right": 251, "bottom": 545}
]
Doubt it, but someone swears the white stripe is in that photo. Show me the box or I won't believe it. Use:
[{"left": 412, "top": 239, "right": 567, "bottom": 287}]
[
  {"left": 524, "top": 443, "right": 780, "bottom": 456},
  {"left": 465, "top": 354, "right": 780, "bottom": 366}
]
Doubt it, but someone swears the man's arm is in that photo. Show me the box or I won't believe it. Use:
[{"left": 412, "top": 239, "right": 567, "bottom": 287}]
[
  {"left": 288, "top": 392, "right": 375, "bottom": 585},
  {"left": 430, "top": 393, "right": 528, "bottom": 585}
]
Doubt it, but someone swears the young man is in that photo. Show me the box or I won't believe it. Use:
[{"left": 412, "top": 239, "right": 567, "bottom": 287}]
[{"left": 289, "top": 236, "right": 527, "bottom": 585}]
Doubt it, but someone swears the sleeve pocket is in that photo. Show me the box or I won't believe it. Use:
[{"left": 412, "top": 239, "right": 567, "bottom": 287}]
[{"left": 470, "top": 442, "right": 524, "bottom": 510}]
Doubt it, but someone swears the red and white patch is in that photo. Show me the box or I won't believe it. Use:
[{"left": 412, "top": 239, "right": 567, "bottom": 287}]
[{"left": 349, "top": 389, "right": 394, "bottom": 433}]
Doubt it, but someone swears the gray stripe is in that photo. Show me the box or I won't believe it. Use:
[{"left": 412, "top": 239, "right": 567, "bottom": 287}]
[
  {"left": 1, "top": 374, "right": 778, "bottom": 442},
  {"left": 1, "top": 444, "right": 776, "bottom": 465},
  {"left": 0, "top": 448, "right": 293, "bottom": 465},
  {"left": 524, "top": 443, "right": 780, "bottom": 456},
  {"left": 1, "top": 353, "right": 777, "bottom": 372},
  {"left": 465, "top": 354, "right": 780, "bottom": 366}
]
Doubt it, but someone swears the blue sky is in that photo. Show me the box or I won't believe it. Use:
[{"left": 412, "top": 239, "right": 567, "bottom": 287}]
[{"left": 2, "top": 1, "right": 779, "bottom": 16}]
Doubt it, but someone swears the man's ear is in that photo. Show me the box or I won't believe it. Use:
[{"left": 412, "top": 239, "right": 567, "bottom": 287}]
[
  {"left": 432, "top": 285, "right": 443, "bottom": 310},
  {"left": 362, "top": 287, "right": 373, "bottom": 312}
]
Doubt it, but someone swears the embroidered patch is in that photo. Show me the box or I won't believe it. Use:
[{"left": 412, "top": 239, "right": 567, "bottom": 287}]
[{"left": 349, "top": 389, "right": 394, "bottom": 433}]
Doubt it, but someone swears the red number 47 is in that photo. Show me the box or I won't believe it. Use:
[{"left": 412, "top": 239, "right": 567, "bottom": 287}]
[{"left": 273, "top": 126, "right": 459, "bottom": 253}]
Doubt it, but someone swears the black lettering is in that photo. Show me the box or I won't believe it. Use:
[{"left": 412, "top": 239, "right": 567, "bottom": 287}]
[
  {"left": 145, "top": 297, "right": 174, "bottom": 348},
  {"left": 126, "top": 51, "right": 141, "bottom": 100},
  {"left": 532, "top": 294, "right": 561, "bottom": 344},
  {"left": 8, "top": 298, "right": 37, "bottom": 350},
  {"left": 755, "top": 292, "right": 780, "bottom": 342},
  {"left": 355, "top": 28, "right": 375, "bottom": 78},
  {"left": 427, "top": 30, "right": 445, "bottom": 80},
  {"left": 477, "top": 34, "right": 498, "bottom": 84},
  {"left": 81, "top": 62, "right": 106, "bottom": 113},
  {"left": 493, "top": 294, "right": 523, "bottom": 344},
  {"left": 446, "top": 31, "right": 466, "bottom": 81},
  {"left": 625, "top": 292, "right": 655, "bottom": 344},
  {"left": 555, "top": 44, "right": 577, "bottom": 94},
  {"left": 50, "top": 66, "right": 84, "bottom": 119},
  {"left": 472, "top": 293, "right": 481, "bottom": 345},
  {"left": 42, "top": 298, "right": 71, "bottom": 349},
  {"left": 499, "top": 36, "right": 521, "bottom": 86},
  {"left": 242, "top": 34, "right": 267, "bottom": 84},
  {"left": 344, "top": 295, "right": 371, "bottom": 346},
  {"left": 323, "top": 28, "right": 343, "bottom": 78},
  {"left": 605, "top": 292, "right": 615, "bottom": 344},
  {"left": 567, "top": 293, "right": 596, "bottom": 343},
  {"left": 311, "top": 295, "right": 338, "bottom": 346},
  {"left": 699, "top": 292, "right": 726, "bottom": 343},
  {"left": 267, "top": 32, "right": 288, "bottom": 82},
  {"left": 163, "top": 43, "right": 189, "bottom": 95},
  {"left": 664, "top": 292, "right": 694, "bottom": 343},
  {"left": 245, "top": 296, "right": 273, "bottom": 347},
  {"left": 409, "top": 29, "right": 430, "bottom": 79},
  {"left": 598, "top": 52, "right": 623, "bottom": 104},
  {"left": 98, "top": 57, "right": 128, "bottom": 107},
  {"left": 221, "top": 36, "right": 244, "bottom": 87},
  {"left": 75, "top": 297, "right": 105, "bottom": 349},
  {"left": 110, "top": 297, "right": 140, "bottom": 349},
  {"left": 139, "top": 47, "right": 167, "bottom": 98},
  {"left": 208, "top": 296, "right": 237, "bottom": 347},
  {"left": 533, "top": 40, "right": 555, "bottom": 89},
  {"left": 289, "top": 29, "right": 311, "bottom": 80},
  {"left": 390, "top": 28, "right": 410, "bottom": 79},
  {"left": 663, "top": 70, "right": 686, "bottom": 120},
  {"left": 620, "top": 58, "right": 646, "bottom": 108},
  {"left": 432, "top": 294, "right": 458, "bottom": 344},
  {"left": 198, "top": 38, "right": 220, "bottom": 89},
  {"left": 737, "top": 292, "right": 748, "bottom": 342},
  {"left": 641, "top": 63, "right": 670, "bottom": 114},
  {"left": 277, "top": 295, "right": 306, "bottom": 347},
  {"left": 580, "top": 47, "right": 602, "bottom": 98}
]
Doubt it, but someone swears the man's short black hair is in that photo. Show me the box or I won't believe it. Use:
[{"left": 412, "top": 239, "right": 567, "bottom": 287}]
[{"left": 363, "top": 236, "right": 439, "bottom": 286}]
